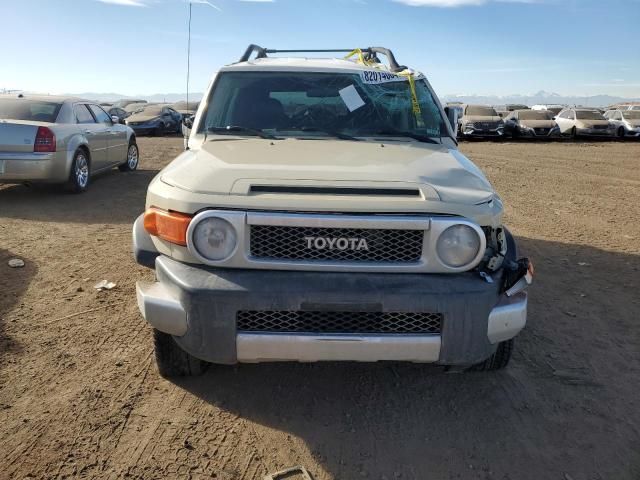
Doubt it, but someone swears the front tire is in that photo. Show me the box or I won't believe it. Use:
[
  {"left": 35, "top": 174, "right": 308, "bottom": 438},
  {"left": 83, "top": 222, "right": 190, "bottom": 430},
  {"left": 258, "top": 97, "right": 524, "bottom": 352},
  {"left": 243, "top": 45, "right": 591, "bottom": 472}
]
[
  {"left": 153, "top": 329, "right": 207, "bottom": 378},
  {"left": 66, "top": 149, "right": 90, "bottom": 193},
  {"left": 618, "top": 127, "right": 625, "bottom": 139},
  {"left": 118, "top": 141, "right": 139, "bottom": 172},
  {"left": 469, "top": 339, "right": 514, "bottom": 371},
  {"left": 571, "top": 126, "right": 577, "bottom": 139}
]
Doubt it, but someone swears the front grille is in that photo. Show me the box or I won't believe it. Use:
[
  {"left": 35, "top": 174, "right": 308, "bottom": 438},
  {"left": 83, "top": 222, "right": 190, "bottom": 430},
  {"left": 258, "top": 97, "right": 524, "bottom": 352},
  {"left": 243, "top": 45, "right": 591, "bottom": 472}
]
[
  {"left": 237, "top": 310, "right": 442, "bottom": 334},
  {"left": 250, "top": 225, "right": 424, "bottom": 263},
  {"left": 477, "top": 122, "right": 498, "bottom": 129}
]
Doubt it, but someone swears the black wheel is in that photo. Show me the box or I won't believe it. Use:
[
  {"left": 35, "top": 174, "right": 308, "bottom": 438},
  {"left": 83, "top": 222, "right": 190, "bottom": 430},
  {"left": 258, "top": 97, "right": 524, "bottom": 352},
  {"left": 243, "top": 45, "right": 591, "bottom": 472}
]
[
  {"left": 153, "top": 329, "right": 207, "bottom": 378},
  {"left": 66, "top": 148, "right": 90, "bottom": 193},
  {"left": 154, "top": 123, "right": 166, "bottom": 137},
  {"left": 118, "top": 141, "right": 139, "bottom": 172},
  {"left": 469, "top": 339, "right": 514, "bottom": 371},
  {"left": 571, "top": 126, "right": 577, "bottom": 139},
  {"left": 617, "top": 127, "right": 625, "bottom": 139}
]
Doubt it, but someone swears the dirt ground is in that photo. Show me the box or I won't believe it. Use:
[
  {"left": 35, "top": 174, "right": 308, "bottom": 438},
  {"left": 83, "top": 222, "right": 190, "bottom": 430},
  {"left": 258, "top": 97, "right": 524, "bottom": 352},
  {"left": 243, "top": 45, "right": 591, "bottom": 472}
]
[{"left": 1, "top": 137, "right": 639, "bottom": 480}]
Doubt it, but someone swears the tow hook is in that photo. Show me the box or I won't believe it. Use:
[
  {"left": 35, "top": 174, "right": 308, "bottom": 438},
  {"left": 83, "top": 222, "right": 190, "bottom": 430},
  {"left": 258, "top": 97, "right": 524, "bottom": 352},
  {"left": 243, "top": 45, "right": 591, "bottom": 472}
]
[{"left": 502, "top": 258, "right": 534, "bottom": 297}]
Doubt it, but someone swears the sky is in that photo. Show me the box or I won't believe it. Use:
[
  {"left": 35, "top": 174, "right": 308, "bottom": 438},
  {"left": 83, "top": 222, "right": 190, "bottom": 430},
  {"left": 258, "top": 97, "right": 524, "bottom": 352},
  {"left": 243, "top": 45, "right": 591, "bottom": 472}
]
[{"left": 0, "top": 0, "right": 638, "bottom": 98}]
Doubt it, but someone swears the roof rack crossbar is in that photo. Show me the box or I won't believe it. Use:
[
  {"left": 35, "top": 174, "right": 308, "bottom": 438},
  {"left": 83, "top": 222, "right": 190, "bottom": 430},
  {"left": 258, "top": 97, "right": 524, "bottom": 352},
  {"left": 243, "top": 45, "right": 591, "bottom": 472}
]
[{"left": 237, "top": 45, "right": 407, "bottom": 72}]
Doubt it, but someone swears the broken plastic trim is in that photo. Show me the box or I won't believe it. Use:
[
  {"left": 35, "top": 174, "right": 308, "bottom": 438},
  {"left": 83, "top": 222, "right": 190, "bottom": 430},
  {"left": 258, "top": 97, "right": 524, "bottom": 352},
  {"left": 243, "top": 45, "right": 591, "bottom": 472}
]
[{"left": 503, "top": 258, "right": 533, "bottom": 296}]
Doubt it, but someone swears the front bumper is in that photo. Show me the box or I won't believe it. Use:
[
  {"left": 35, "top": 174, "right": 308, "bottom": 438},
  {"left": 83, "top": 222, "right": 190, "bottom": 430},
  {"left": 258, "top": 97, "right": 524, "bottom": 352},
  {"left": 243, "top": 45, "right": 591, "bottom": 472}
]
[
  {"left": 517, "top": 128, "right": 561, "bottom": 138},
  {"left": 461, "top": 127, "right": 504, "bottom": 138},
  {"left": 0, "top": 151, "right": 67, "bottom": 183},
  {"left": 128, "top": 124, "right": 160, "bottom": 135},
  {"left": 575, "top": 128, "right": 614, "bottom": 137},
  {"left": 136, "top": 255, "right": 527, "bottom": 366}
]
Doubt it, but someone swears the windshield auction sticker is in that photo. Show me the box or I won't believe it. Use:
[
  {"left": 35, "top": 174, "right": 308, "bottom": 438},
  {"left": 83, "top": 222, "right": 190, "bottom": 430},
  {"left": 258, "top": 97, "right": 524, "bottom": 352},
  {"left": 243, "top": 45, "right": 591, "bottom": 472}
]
[
  {"left": 360, "top": 71, "right": 406, "bottom": 84},
  {"left": 339, "top": 85, "right": 366, "bottom": 112}
]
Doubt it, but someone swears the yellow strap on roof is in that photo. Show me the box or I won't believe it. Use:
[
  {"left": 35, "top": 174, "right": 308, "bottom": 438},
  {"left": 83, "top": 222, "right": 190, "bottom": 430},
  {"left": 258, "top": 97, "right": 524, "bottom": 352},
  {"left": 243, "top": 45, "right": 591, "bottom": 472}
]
[
  {"left": 344, "top": 48, "right": 376, "bottom": 67},
  {"left": 345, "top": 49, "right": 423, "bottom": 126},
  {"left": 399, "top": 70, "right": 424, "bottom": 127}
]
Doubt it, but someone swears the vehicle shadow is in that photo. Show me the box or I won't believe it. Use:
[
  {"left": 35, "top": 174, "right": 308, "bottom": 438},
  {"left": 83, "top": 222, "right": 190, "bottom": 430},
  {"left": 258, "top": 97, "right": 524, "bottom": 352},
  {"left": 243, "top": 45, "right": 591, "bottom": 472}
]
[
  {"left": 172, "top": 236, "right": 640, "bottom": 479},
  {"left": 0, "top": 168, "right": 158, "bottom": 225},
  {"left": 0, "top": 249, "right": 37, "bottom": 362}
]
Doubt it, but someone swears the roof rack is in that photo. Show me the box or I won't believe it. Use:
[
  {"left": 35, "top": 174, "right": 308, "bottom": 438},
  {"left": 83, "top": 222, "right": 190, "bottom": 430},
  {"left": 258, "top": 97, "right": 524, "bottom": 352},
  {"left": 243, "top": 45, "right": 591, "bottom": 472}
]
[{"left": 238, "top": 44, "right": 408, "bottom": 73}]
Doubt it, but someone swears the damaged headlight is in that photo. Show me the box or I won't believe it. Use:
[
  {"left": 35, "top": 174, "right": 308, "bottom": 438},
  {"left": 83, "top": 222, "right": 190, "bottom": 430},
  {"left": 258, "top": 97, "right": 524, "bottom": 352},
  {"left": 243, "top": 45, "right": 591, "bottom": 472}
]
[{"left": 436, "top": 224, "right": 481, "bottom": 268}]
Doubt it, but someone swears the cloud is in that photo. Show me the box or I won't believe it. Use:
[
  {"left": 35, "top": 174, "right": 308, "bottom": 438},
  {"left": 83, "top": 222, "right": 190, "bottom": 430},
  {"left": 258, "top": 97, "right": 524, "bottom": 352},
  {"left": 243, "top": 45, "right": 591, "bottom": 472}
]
[
  {"left": 95, "top": 0, "right": 148, "bottom": 6},
  {"left": 392, "top": 0, "right": 537, "bottom": 6}
]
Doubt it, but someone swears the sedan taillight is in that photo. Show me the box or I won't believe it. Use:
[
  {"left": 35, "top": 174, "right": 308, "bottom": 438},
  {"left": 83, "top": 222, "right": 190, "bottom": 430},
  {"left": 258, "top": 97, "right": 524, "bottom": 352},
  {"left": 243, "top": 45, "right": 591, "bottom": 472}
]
[{"left": 34, "top": 127, "right": 56, "bottom": 153}]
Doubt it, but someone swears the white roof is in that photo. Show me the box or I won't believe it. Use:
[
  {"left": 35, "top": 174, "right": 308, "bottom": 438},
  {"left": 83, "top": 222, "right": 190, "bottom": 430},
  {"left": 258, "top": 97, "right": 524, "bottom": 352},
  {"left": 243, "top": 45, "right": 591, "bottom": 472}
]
[{"left": 221, "top": 56, "right": 417, "bottom": 75}]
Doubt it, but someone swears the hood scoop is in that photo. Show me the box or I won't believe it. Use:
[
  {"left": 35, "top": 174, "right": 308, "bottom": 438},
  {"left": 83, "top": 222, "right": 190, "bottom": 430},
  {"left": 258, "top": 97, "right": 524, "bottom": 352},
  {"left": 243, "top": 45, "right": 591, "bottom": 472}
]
[{"left": 249, "top": 185, "right": 421, "bottom": 197}]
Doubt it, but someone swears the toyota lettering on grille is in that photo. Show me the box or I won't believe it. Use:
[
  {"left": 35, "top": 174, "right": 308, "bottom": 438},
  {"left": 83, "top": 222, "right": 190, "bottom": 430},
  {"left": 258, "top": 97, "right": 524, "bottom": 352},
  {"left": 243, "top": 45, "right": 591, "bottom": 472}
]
[{"left": 304, "top": 236, "right": 369, "bottom": 251}]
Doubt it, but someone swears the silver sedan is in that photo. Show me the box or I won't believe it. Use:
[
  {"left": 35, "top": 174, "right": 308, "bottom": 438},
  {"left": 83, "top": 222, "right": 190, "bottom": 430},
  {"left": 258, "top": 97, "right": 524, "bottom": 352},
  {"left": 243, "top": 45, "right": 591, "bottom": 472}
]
[{"left": 0, "top": 94, "right": 139, "bottom": 192}]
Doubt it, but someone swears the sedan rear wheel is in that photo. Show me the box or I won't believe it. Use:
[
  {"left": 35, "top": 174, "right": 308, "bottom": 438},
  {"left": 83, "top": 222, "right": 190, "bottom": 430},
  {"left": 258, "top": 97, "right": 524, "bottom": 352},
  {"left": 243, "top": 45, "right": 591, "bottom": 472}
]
[
  {"left": 618, "top": 127, "right": 626, "bottom": 139},
  {"left": 66, "top": 149, "right": 90, "bottom": 193},
  {"left": 118, "top": 142, "right": 139, "bottom": 172}
]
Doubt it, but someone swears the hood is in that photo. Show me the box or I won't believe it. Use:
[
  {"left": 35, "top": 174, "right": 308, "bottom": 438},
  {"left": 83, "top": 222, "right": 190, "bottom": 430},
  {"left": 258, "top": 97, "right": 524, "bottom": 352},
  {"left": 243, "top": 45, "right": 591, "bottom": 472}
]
[
  {"left": 160, "top": 138, "right": 496, "bottom": 205},
  {"left": 127, "top": 113, "right": 161, "bottom": 123},
  {"left": 463, "top": 115, "right": 503, "bottom": 123},
  {"left": 520, "top": 119, "right": 557, "bottom": 128},
  {"left": 576, "top": 119, "right": 610, "bottom": 128}
]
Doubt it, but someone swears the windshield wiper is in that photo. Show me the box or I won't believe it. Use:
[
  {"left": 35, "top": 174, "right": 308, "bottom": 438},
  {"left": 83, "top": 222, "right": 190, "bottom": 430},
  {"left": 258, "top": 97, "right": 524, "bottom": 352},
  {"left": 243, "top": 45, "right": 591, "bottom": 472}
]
[
  {"left": 207, "top": 126, "right": 279, "bottom": 140},
  {"left": 283, "top": 126, "right": 360, "bottom": 141},
  {"left": 373, "top": 128, "right": 440, "bottom": 144}
]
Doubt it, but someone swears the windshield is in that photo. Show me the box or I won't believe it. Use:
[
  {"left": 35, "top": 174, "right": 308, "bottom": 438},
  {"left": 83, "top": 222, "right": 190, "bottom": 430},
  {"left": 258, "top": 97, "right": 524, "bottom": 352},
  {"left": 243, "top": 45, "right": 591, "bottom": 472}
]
[
  {"left": 125, "top": 103, "right": 149, "bottom": 113},
  {"left": 114, "top": 99, "right": 146, "bottom": 108},
  {"left": 134, "top": 106, "right": 164, "bottom": 116},
  {"left": 465, "top": 105, "right": 498, "bottom": 117},
  {"left": 519, "top": 111, "right": 553, "bottom": 120},
  {"left": 200, "top": 71, "right": 448, "bottom": 140},
  {"left": 623, "top": 111, "right": 640, "bottom": 120},
  {"left": 0, "top": 99, "right": 62, "bottom": 122},
  {"left": 576, "top": 110, "right": 605, "bottom": 120}
]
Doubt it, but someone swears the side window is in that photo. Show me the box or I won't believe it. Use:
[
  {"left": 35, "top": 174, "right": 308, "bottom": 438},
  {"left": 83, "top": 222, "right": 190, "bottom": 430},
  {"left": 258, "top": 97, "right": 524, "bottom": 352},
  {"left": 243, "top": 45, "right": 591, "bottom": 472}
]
[
  {"left": 74, "top": 104, "right": 96, "bottom": 124},
  {"left": 615, "top": 112, "right": 622, "bottom": 120},
  {"left": 568, "top": 111, "right": 575, "bottom": 120},
  {"left": 88, "top": 105, "right": 112, "bottom": 123}
]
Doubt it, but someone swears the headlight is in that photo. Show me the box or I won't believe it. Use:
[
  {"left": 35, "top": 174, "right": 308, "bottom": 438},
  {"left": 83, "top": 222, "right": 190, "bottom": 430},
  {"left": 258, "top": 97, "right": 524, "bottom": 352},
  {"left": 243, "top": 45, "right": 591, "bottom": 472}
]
[
  {"left": 191, "top": 217, "right": 237, "bottom": 261},
  {"left": 436, "top": 225, "right": 481, "bottom": 268}
]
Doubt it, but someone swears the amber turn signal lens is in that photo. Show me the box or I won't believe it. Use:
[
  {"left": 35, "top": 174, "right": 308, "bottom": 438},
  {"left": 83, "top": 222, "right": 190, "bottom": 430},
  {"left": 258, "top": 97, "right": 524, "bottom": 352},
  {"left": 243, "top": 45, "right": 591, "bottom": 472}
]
[{"left": 143, "top": 207, "right": 192, "bottom": 246}]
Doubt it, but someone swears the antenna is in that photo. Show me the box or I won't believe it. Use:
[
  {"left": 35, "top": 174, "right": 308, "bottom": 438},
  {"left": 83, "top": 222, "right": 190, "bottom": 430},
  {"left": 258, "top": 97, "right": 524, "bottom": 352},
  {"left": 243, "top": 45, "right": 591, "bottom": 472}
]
[{"left": 186, "top": 1, "right": 192, "bottom": 109}]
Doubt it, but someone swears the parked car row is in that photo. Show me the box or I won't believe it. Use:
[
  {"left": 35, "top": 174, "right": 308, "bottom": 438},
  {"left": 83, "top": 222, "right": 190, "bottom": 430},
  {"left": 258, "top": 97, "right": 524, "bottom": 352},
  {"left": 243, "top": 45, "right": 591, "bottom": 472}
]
[
  {"left": 98, "top": 99, "right": 200, "bottom": 137},
  {"left": 447, "top": 102, "right": 640, "bottom": 140}
]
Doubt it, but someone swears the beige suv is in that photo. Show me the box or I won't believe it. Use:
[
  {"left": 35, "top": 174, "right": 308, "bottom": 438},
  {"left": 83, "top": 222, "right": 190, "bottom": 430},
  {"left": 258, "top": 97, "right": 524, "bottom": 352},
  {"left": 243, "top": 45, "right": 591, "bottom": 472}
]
[{"left": 133, "top": 45, "right": 533, "bottom": 377}]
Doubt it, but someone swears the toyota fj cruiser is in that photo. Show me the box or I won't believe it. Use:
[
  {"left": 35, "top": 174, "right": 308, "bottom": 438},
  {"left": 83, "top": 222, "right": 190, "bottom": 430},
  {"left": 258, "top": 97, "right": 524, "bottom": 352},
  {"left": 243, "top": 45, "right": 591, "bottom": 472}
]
[{"left": 133, "top": 45, "right": 533, "bottom": 377}]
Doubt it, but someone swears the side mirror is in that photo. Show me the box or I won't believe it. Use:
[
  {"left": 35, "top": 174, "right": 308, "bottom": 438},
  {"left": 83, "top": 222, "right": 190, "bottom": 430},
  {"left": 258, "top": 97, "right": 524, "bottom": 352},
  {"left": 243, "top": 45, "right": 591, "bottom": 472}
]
[
  {"left": 183, "top": 116, "right": 194, "bottom": 129},
  {"left": 111, "top": 115, "right": 120, "bottom": 124},
  {"left": 443, "top": 107, "right": 458, "bottom": 139}
]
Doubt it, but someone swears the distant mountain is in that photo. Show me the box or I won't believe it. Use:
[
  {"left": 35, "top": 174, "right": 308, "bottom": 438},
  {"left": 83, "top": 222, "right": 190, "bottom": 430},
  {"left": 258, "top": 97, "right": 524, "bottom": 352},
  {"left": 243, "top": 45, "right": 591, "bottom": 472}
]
[
  {"left": 441, "top": 91, "right": 640, "bottom": 108},
  {"left": 64, "top": 92, "right": 205, "bottom": 103}
]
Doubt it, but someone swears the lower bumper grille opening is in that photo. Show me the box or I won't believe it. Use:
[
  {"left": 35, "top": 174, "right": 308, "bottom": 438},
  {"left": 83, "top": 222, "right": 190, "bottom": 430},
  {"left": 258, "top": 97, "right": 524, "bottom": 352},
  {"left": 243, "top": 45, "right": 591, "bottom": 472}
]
[{"left": 237, "top": 311, "right": 442, "bottom": 335}]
